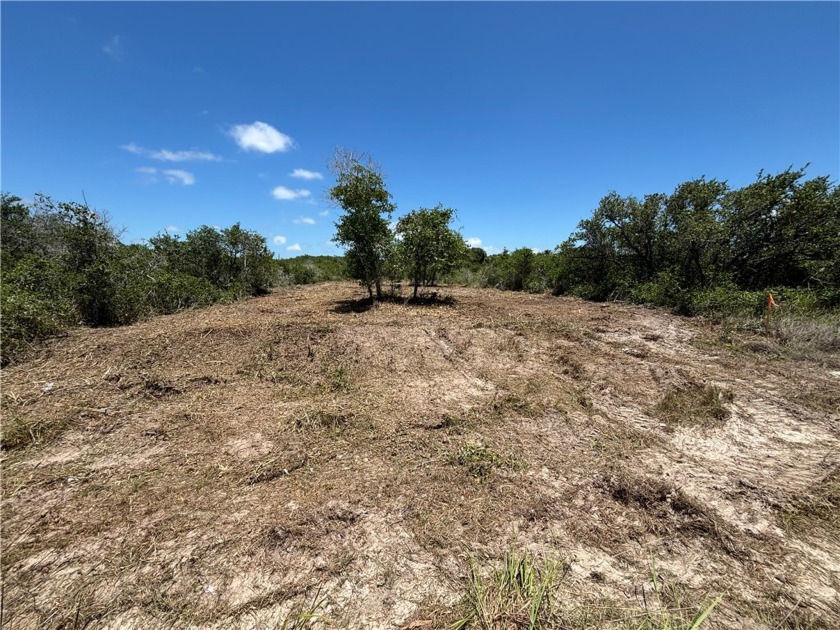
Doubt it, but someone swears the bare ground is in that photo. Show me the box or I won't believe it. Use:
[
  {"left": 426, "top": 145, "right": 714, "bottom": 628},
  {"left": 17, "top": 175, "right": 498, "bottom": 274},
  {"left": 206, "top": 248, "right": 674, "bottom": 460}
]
[{"left": 1, "top": 282, "right": 838, "bottom": 628}]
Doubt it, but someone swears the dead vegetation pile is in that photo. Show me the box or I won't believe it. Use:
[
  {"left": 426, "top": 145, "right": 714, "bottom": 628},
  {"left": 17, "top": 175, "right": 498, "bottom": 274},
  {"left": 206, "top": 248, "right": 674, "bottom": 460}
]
[{"left": 2, "top": 282, "right": 838, "bottom": 628}]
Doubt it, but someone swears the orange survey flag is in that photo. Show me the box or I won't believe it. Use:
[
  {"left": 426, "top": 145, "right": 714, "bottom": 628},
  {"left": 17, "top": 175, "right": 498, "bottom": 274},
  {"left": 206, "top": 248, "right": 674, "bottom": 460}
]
[{"left": 767, "top": 292, "right": 777, "bottom": 308}]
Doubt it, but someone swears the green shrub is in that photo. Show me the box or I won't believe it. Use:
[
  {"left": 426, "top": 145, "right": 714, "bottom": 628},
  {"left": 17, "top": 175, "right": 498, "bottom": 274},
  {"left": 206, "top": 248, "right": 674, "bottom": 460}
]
[
  {"left": 1, "top": 257, "right": 75, "bottom": 363},
  {"left": 148, "top": 271, "right": 221, "bottom": 314},
  {"left": 275, "top": 255, "right": 349, "bottom": 285}
]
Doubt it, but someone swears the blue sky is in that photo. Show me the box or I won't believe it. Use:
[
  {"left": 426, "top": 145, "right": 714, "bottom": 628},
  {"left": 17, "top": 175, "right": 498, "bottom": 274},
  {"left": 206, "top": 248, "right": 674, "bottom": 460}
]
[{"left": 2, "top": 2, "right": 838, "bottom": 257}]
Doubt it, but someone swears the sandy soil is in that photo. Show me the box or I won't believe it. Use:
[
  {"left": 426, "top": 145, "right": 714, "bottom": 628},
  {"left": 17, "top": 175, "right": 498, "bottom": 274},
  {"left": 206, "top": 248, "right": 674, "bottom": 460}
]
[{"left": 2, "top": 282, "right": 838, "bottom": 628}]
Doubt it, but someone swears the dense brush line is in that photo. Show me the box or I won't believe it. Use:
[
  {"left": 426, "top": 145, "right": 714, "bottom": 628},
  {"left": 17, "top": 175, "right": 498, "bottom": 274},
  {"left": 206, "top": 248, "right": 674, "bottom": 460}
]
[{"left": 2, "top": 165, "right": 837, "bottom": 363}]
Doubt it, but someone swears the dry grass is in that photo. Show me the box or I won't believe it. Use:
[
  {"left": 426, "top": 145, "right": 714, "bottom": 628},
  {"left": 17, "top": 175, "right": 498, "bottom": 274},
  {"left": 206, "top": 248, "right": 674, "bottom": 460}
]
[
  {"left": 2, "top": 282, "right": 839, "bottom": 628},
  {"left": 651, "top": 383, "right": 734, "bottom": 430},
  {"left": 779, "top": 467, "right": 840, "bottom": 535},
  {"left": 709, "top": 311, "right": 840, "bottom": 368}
]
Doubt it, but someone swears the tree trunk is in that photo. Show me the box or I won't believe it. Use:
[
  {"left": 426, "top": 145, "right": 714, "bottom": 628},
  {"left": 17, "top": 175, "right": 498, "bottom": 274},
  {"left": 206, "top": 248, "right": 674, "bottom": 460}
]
[{"left": 375, "top": 280, "right": 382, "bottom": 301}]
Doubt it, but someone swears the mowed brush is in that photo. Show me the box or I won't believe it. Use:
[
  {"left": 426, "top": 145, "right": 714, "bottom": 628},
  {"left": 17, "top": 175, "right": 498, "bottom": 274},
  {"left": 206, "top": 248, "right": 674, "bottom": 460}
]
[{"left": 2, "top": 282, "right": 839, "bottom": 628}]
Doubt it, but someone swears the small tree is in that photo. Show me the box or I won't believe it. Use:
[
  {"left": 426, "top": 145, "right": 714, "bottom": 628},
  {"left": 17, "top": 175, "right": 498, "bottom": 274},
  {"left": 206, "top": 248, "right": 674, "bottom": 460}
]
[
  {"left": 329, "top": 148, "right": 395, "bottom": 300},
  {"left": 221, "top": 223, "right": 273, "bottom": 296},
  {"left": 395, "top": 205, "right": 467, "bottom": 298},
  {"left": 663, "top": 177, "right": 729, "bottom": 289}
]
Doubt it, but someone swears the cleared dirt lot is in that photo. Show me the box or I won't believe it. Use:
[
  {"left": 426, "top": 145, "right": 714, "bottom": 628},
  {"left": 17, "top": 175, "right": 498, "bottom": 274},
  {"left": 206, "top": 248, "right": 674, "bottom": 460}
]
[{"left": 2, "top": 282, "right": 838, "bottom": 628}]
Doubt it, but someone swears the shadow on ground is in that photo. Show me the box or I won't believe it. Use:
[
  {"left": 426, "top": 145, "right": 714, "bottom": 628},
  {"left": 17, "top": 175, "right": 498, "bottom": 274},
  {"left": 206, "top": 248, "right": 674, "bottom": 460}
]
[{"left": 331, "top": 291, "right": 456, "bottom": 314}]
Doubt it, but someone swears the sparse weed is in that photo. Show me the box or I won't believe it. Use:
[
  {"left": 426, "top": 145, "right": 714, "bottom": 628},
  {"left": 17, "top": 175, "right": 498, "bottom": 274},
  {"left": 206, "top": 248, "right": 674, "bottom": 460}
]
[
  {"left": 450, "top": 547, "right": 563, "bottom": 630},
  {"left": 451, "top": 443, "right": 503, "bottom": 479},
  {"left": 448, "top": 549, "right": 722, "bottom": 630},
  {"left": 279, "top": 591, "right": 328, "bottom": 629},
  {"left": 1, "top": 413, "right": 74, "bottom": 450},
  {"left": 652, "top": 383, "right": 733, "bottom": 429},
  {"left": 328, "top": 366, "right": 351, "bottom": 392}
]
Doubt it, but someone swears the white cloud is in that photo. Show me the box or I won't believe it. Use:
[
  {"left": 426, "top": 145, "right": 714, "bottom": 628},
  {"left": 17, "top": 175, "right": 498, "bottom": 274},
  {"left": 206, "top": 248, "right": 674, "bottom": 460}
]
[
  {"left": 290, "top": 168, "right": 323, "bottom": 180},
  {"left": 146, "top": 169, "right": 195, "bottom": 185},
  {"left": 286, "top": 243, "right": 302, "bottom": 252},
  {"left": 165, "top": 225, "right": 180, "bottom": 233},
  {"left": 272, "top": 235, "right": 287, "bottom": 245},
  {"left": 229, "top": 121, "right": 294, "bottom": 153},
  {"left": 122, "top": 143, "right": 221, "bottom": 162},
  {"left": 466, "top": 237, "right": 482, "bottom": 247},
  {"left": 103, "top": 35, "right": 122, "bottom": 61},
  {"left": 485, "top": 245, "right": 502, "bottom": 255},
  {"left": 163, "top": 169, "right": 195, "bottom": 185},
  {"left": 318, "top": 210, "right": 330, "bottom": 217},
  {"left": 123, "top": 143, "right": 145, "bottom": 155},
  {"left": 156, "top": 149, "right": 218, "bottom": 162},
  {"left": 271, "top": 186, "right": 311, "bottom": 201},
  {"left": 293, "top": 216, "right": 316, "bottom": 225}
]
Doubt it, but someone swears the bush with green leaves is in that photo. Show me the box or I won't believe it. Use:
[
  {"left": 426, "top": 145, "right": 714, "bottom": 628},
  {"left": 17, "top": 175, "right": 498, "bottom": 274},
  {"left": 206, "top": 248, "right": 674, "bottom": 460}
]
[
  {"left": 0, "top": 256, "right": 75, "bottom": 361},
  {"left": 275, "top": 255, "right": 349, "bottom": 285},
  {"left": 395, "top": 204, "right": 467, "bottom": 298},
  {"left": 328, "top": 148, "right": 395, "bottom": 300},
  {"left": 0, "top": 193, "right": 280, "bottom": 363},
  {"left": 446, "top": 166, "right": 838, "bottom": 320}
]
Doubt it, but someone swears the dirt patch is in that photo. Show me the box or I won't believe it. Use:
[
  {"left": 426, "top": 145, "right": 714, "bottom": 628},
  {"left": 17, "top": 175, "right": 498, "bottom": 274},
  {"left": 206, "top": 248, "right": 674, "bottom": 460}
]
[{"left": 2, "top": 282, "right": 839, "bottom": 628}]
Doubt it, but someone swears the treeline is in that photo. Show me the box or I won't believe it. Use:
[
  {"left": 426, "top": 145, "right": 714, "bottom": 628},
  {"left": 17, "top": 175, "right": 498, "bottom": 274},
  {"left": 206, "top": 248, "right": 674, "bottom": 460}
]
[
  {"left": 276, "top": 255, "right": 349, "bottom": 285},
  {"left": 1, "top": 193, "right": 276, "bottom": 362},
  {"left": 452, "top": 167, "right": 840, "bottom": 316},
  {"left": 3, "top": 163, "right": 837, "bottom": 361},
  {"left": 326, "top": 150, "right": 838, "bottom": 316}
]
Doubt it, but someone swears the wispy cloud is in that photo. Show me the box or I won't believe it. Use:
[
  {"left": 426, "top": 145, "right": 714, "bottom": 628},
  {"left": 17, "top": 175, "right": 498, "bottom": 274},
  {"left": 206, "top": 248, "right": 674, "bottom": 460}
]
[
  {"left": 318, "top": 210, "right": 330, "bottom": 217},
  {"left": 286, "top": 243, "right": 302, "bottom": 252},
  {"left": 229, "top": 121, "right": 294, "bottom": 153},
  {"left": 162, "top": 169, "right": 195, "bottom": 185},
  {"left": 103, "top": 35, "right": 123, "bottom": 61},
  {"left": 293, "top": 216, "right": 316, "bottom": 225},
  {"left": 271, "top": 186, "right": 311, "bottom": 201},
  {"left": 290, "top": 168, "right": 323, "bottom": 180},
  {"left": 122, "top": 143, "right": 221, "bottom": 162},
  {"left": 466, "top": 237, "right": 482, "bottom": 247},
  {"left": 165, "top": 225, "right": 181, "bottom": 234},
  {"left": 272, "top": 235, "right": 287, "bottom": 245},
  {"left": 135, "top": 167, "right": 195, "bottom": 185}
]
